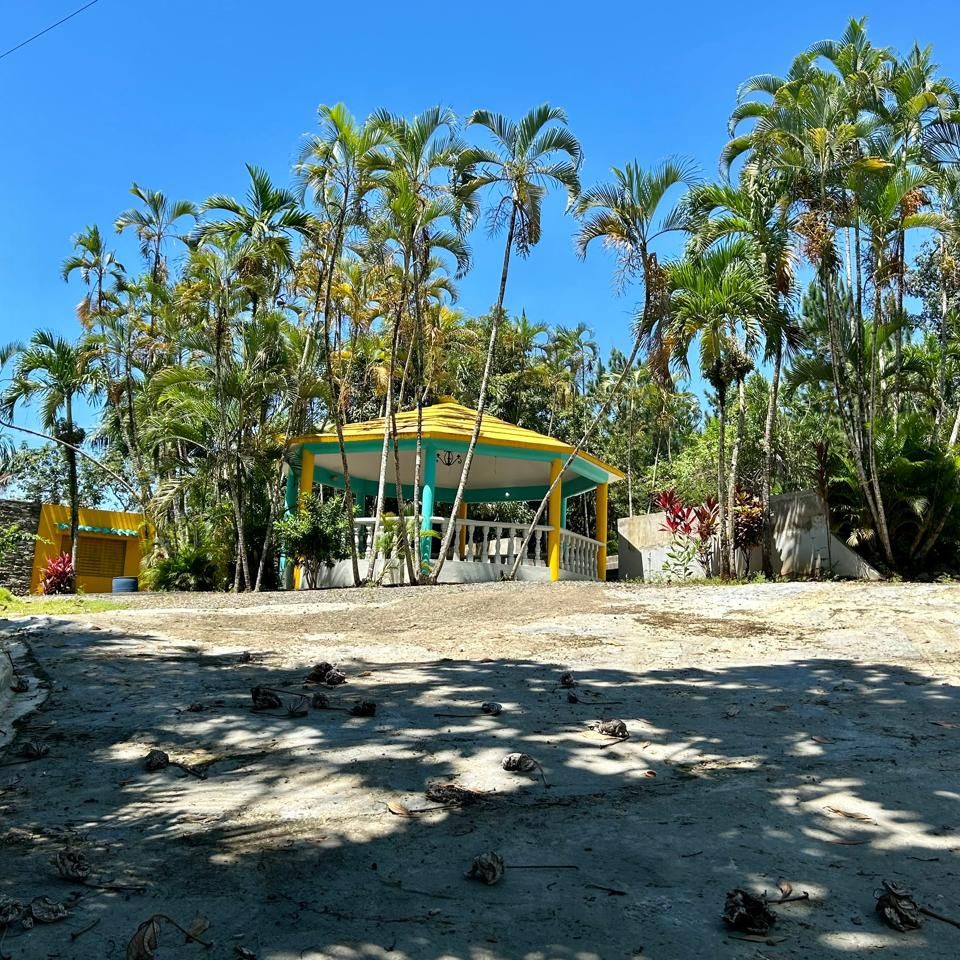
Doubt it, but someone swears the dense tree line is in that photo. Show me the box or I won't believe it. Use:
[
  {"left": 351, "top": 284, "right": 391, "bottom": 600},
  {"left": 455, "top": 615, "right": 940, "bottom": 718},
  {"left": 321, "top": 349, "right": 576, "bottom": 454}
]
[{"left": 3, "top": 18, "right": 960, "bottom": 588}]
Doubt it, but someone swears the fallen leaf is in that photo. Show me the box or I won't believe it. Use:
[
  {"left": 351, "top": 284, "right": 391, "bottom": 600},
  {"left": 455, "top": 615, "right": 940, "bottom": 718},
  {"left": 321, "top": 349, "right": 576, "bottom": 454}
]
[
  {"left": 824, "top": 835, "right": 869, "bottom": 845},
  {"left": 825, "top": 806, "right": 874, "bottom": 823},
  {"left": 185, "top": 915, "right": 209, "bottom": 944},
  {"left": 641, "top": 769, "right": 657, "bottom": 778},
  {"left": 812, "top": 735, "right": 833, "bottom": 744},
  {"left": 929, "top": 720, "right": 959, "bottom": 729},
  {"left": 385, "top": 800, "right": 413, "bottom": 817},
  {"left": 127, "top": 916, "right": 161, "bottom": 960},
  {"left": 776, "top": 878, "right": 793, "bottom": 898},
  {"left": 769, "top": 704, "right": 789, "bottom": 712}
]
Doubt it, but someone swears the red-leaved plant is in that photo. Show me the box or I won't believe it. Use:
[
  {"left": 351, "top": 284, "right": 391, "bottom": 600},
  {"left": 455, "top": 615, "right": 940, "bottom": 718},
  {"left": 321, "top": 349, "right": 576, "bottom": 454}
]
[
  {"left": 656, "top": 490, "right": 695, "bottom": 536},
  {"left": 40, "top": 552, "right": 75, "bottom": 595},
  {"left": 657, "top": 491, "right": 719, "bottom": 577}
]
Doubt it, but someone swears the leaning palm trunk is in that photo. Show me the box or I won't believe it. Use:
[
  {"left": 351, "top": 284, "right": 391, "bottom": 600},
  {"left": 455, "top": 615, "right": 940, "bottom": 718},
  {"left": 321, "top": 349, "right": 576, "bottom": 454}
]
[
  {"left": 727, "top": 377, "right": 746, "bottom": 575},
  {"left": 760, "top": 341, "right": 782, "bottom": 577},
  {"left": 431, "top": 206, "right": 517, "bottom": 583},
  {"left": 506, "top": 296, "right": 653, "bottom": 581}
]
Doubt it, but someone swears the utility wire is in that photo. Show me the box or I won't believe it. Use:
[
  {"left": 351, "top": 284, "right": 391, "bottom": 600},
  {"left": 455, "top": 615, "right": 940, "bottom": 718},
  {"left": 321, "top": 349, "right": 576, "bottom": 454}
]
[{"left": 0, "top": 0, "right": 100, "bottom": 62}]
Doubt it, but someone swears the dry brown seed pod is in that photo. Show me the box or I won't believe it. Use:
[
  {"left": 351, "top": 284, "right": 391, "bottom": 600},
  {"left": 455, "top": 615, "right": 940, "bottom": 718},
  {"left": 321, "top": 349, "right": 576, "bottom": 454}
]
[
  {"left": 481, "top": 701, "right": 502, "bottom": 716},
  {"left": 722, "top": 888, "right": 776, "bottom": 934},
  {"left": 324, "top": 668, "right": 347, "bottom": 686},
  {"left": 501, "top": 752, "right": 538, "bottom": 773},
  {"left": 305, "top": 661, "right": 333, "bottom": 683},
  {"left": 29, "top": 896, "right": 69, "bottom": 923},
  {"left": 144, "top": 749, "right": 170, "bottom": 772},
  {"left": 592, "top": 719, "right": 629, "bottom": 739},
  {"left": 250, "top": 687, "right": 282, "bottom": 711},
  {"left": 350, "top": 700, "right": 377, "bottom": 717},
  {"left": 559, "top": 671, "right": 575, "bottom": 688},
  {"left": 311, "top": 692, "right": 331, "bottom": 709},
  {"left": 465, "top": 851, "right": 505, "bottom": 885},
  {"left": 876, "top": 880, "right": 923, "bottom": 932},
  {"left": 0, "top": 895, "right": 23, "bottom": 926},
  {"left": 51, "top": 848, "right": 91, "bottom": 881},
  {"left": 18, "top": 741, "right": 49, "bottom": 760}
]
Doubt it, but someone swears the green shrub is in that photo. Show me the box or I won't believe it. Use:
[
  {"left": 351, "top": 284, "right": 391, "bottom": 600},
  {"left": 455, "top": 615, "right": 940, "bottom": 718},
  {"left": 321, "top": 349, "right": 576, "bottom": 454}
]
[
  {"left": 274, "top": 493, "right": 352, "bottom": 581},
  {"left": 141, "top": 544, "right": 222, "bottom": 592}
]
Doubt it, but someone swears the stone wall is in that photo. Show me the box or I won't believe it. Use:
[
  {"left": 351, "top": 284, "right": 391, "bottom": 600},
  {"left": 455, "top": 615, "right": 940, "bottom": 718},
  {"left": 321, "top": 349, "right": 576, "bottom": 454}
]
[{"left": 0, "top": 499, "right": 42, "bottom": 594}]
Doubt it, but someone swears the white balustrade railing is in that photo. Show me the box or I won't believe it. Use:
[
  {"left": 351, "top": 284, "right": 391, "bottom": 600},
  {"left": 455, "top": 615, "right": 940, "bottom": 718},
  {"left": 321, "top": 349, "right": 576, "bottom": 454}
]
[
  {"left": 348, "top": 517, "right": 601, "bottom": 579},
  {"left": 558, "top": 529, "right": 603, "bottom": 578}
]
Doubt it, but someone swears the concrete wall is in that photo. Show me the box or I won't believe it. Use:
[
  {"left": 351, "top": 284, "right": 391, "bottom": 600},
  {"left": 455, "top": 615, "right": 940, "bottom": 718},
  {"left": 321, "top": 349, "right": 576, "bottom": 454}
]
[
  {"left": 617, "top": 490, "right": 881, "bottom": 581},
  {"left": 0, "top": 499, "right": 42, "bottom": 594}
]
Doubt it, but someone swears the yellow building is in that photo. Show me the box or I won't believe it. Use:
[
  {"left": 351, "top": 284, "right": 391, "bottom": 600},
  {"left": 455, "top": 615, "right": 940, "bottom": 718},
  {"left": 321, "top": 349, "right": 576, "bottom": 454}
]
[{"left": 31, "top": 504, "right": 149, "bottom": 594}]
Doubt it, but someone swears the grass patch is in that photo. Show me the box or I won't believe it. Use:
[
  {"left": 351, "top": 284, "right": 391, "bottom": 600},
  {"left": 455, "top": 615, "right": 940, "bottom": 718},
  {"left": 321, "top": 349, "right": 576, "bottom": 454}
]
[{"left": 0, "top": 587, "right": 123, "bottom": 617}]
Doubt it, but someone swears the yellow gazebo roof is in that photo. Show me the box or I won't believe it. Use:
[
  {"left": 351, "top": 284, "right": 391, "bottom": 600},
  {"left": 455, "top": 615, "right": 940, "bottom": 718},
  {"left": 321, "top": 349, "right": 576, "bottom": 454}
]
[{"left": 289, "top": 400, "right": 624, "bottom": 482}]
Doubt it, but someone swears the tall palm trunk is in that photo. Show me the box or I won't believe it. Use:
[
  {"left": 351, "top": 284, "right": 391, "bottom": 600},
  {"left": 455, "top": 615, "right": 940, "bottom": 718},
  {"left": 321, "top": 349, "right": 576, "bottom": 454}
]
[
  {"left": 761, "top": 340, "right": 783, "bottom": 577},
  {"left": 716, "top": 387, "right": 730, "bottom": 580},
  {"left": 431, "top": 204, "right": 517, "bottom": 582},
  {"left": 319, "top": 202, "right": 361, "bottom": 587},
  {"left": 727, "top": 377, "right": 746, "bottom": 575}
]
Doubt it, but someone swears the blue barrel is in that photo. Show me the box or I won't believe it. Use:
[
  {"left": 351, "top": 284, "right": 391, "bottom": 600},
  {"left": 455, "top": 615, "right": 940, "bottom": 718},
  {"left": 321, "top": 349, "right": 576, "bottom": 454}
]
[{"left": 112, "top": 577, "right": 139, "bottom": 593}]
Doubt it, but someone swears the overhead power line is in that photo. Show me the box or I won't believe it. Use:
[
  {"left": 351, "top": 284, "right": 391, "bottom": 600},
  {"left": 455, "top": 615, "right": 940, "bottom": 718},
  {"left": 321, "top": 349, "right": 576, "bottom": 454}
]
[{"left": 0, "top": 0, "right": 100, "bottom": 63}]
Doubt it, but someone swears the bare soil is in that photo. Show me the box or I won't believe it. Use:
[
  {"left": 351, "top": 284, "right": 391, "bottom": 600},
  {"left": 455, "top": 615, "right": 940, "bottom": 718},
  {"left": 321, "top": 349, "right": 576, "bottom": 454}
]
[{"left": 2, "top": 581, "right": 959, "bottom": 959}]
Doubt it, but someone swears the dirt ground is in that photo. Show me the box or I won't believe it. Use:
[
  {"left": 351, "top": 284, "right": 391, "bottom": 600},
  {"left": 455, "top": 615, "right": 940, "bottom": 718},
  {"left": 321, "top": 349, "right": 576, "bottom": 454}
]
[{"left": 1, "top": 580, "right": 959, "bottom": 960}]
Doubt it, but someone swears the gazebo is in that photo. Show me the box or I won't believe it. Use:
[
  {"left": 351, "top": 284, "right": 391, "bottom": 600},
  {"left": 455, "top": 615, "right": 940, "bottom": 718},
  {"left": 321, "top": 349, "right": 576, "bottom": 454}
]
[{"left": 284, "top": 399, "right": 623, "bottom": 586}]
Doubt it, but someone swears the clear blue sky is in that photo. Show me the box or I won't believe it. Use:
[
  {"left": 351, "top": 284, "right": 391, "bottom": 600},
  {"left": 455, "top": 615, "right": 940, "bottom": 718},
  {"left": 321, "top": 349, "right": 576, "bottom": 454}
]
[{"left": 2, "top": 1, "right": 960, "bottom": 432}]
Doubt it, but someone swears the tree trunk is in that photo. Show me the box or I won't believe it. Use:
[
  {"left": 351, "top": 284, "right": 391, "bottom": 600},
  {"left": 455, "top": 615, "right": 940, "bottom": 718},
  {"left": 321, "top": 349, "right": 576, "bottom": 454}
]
[
  {"left": 761, "top": 340, "right": 782, "bottom": 577},
  {"left": 716, "top": 387, "right": 730, "bottom": 580},
  {"left": 431, "top": 204, "right": 517, "bottom": 582},
  {"left": 319, "top": 202, "right": 361, "bottom": 586},
  {"left": 727, "top": 377, "right": 746, "bottom": 575},
  {"left": 366, "top": 257, "right": 410, "bottom": 582}
]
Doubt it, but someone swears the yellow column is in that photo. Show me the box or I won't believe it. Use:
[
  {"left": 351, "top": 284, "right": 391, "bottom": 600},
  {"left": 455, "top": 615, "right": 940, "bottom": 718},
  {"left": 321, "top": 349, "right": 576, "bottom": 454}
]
[
  {"left": 548, "top": 459, "right": 562, "bottom": 582},
  {"left": 294, "top": 450, "right": 315, "bottom": 589},
  {"left": 457, "top": 501, "right": 468, "bottom": 560},
  {"left": 595, "top": 482, "right": 608, "bottom": 582}
]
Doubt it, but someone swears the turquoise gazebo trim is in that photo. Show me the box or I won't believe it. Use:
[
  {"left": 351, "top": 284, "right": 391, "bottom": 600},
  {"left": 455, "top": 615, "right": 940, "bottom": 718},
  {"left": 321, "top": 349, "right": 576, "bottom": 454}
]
[{"left": 55, "top": 522, "right": 141, "bottom": 537}]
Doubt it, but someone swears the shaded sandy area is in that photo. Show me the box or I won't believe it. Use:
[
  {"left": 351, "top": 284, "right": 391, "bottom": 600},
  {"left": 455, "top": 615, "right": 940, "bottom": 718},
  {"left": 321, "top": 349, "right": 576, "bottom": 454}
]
[{"left": 1, "top": 581, "right": 959, "bottom": 959}]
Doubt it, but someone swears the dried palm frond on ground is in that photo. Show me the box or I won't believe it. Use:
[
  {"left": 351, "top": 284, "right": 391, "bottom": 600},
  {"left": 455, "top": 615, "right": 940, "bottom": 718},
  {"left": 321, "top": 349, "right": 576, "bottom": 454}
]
[
  {"left": 143, "top": 748, "right": 206, "bottom": 780},
  {"left": 424, "top": 782, "right": 486, "bottom": 806}
]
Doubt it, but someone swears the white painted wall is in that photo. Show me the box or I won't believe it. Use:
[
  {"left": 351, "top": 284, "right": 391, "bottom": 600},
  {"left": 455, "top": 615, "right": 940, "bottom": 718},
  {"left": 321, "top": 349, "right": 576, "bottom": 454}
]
[{"left": 617, "top": 490, "right": 880, "bottom": 581}]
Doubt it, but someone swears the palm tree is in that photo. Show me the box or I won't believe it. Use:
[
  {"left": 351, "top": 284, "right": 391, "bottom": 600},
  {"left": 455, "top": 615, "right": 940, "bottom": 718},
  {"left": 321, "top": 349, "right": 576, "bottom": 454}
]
[
  {"left": 688, "top": 163, "right": 798, "bottom": 575},
  {"left": 198, "top": 164, "right": 317, "bottom": 317},
  {"left": 61, "top": 225, "right": 125, "bottom": 330},
  {"left": 432, "top": 105, "right": 581, "bottom": 581},
  {"left": 1, "top": 331, "right": 101, "bottom": 582},
  {"left": 294, "top": 104, "right": 391, "bottom": 586},
  {"left": 668, "top": 241, "right": 768, "bottom": 576},
  {"left": 115, "top": 184, "right": 198, "bottom": 283},
  {"left": 363, "top": 106, "right": 466, "bottom": 582},
  {"left": 506, "top": 158, "right": 697, "bottom": 580}
]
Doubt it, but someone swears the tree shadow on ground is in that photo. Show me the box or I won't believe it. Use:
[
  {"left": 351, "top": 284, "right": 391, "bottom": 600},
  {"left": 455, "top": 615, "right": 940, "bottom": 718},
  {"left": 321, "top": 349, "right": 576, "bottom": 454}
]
[{"left": 1, "top": 614, "right": 959, "bottom": 959}]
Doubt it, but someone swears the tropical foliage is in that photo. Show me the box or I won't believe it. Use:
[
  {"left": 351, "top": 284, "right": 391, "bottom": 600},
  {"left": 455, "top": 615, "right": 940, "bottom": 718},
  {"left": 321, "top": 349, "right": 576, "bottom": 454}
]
[{"left": 3, "top": 19, "right": 960, "bottom": 590}]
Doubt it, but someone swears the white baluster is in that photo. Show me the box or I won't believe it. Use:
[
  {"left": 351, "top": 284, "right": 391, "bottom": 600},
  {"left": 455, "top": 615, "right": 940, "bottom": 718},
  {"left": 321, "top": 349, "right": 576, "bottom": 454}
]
[{"left": 481, "top": 524, "right": 490, "bottom": 564}]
